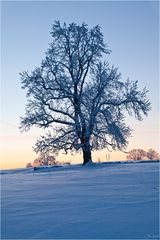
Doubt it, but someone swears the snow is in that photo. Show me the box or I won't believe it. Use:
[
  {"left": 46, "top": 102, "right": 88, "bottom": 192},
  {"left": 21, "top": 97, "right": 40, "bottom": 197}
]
[{"left": 1, "top": 162, "right": 159, "bottom": 239}]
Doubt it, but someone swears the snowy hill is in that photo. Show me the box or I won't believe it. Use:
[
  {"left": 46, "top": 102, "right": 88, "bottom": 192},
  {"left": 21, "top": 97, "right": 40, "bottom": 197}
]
[{"left": 1, "top": 161, "right": 159, "bottom": 239}]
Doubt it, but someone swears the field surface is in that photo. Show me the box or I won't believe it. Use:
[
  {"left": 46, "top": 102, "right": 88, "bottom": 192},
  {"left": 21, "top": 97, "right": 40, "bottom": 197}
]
[{"left": 1, "top": 162, "right": 159, "bottom": 239}]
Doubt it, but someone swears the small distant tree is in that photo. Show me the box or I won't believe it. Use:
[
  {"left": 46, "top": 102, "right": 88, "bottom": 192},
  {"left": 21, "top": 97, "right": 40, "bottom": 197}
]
[
  {"left": 20, "top": 21, "right": 151, "bottom": 165},
  {"left": 146, "top": 149, "right": 159, "bottom": 160},
  {"left": 127, "top": 149, "right": 146, "bottom": 160},
  {"left": 26, "top": 162, "right": 32, "bottom": 168},
  {"left": 33, "top": 155, "right": 58, "bottom": 167}
]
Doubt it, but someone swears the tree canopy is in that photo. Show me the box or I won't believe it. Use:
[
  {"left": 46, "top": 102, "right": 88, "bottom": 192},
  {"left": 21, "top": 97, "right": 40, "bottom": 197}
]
[
  {"left": 20, "top": 21, "right": 151, "bottom": 165},
  {"left": 146, "top": 149, "right": 159, "bottom": 160}
]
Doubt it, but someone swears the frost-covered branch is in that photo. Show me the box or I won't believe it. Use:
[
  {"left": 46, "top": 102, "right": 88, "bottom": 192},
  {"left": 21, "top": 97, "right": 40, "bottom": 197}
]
[{"left": 20, "top": 21, "right": 151, "bottom": 165}]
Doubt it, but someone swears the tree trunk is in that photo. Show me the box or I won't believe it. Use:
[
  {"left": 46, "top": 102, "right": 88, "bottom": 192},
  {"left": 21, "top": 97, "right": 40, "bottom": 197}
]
[{"left": 82, "top": 148, "right": 92, "bottom": 165}]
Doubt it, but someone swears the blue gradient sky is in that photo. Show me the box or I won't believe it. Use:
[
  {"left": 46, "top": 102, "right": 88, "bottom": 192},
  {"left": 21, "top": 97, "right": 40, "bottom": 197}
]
[{"left": 1, "top": 1, "right": 159, "bottom": 169}]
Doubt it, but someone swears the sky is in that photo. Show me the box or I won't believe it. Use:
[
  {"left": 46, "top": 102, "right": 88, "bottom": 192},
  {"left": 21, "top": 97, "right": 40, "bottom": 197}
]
[{"left": 1, "top": 0, "right": 159, "bottom": 169}]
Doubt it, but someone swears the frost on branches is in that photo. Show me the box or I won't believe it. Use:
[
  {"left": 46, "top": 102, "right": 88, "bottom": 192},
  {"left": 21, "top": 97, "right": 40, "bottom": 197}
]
[{"left": 20, "top": 21, "right": 151, "bottom": 165}]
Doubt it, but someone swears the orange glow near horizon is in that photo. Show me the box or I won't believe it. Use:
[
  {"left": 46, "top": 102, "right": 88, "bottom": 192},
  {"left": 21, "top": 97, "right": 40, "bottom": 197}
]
[
  {"left": 0, "top": 150, "right": 126, "bottom": 170},
  {"left": 1, "top": 128, "right": 159, "bottom": 170},
  {"left": 1, "top": 114, "right": 159, "bottom": 170},
  {"left": 0, "top": 128, "right": 126, "bottom": 169}
]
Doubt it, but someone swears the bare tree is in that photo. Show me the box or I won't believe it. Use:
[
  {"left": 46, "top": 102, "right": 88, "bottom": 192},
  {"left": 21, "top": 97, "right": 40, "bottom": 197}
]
[
  {"left": 146, "top": 149, "right": 159, "bottom": 160},
  {"left": 126, "top": 149, "right": 146, "bottom": 160},
  {"left": 20, "top": 21, "right": 151, "bottom": 165},
  {"left": 33, "top": 155, "right": 58, "bottom": 167}
]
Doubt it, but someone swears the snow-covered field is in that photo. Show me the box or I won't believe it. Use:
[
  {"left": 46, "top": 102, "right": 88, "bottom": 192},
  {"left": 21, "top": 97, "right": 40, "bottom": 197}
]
[{"left": 1, "top": 162, "right": 159, "bottom": 239}]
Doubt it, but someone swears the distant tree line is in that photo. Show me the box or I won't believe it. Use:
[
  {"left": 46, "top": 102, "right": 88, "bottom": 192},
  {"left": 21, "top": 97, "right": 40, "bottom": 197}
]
[{"left": 126, "top": 148, "right": 159, "bottom": 161}]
